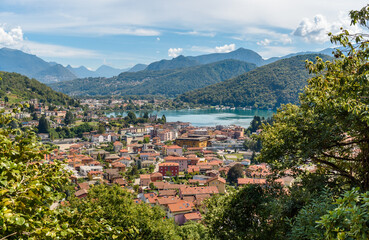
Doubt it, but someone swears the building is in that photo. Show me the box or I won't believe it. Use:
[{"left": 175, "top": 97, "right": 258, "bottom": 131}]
[
  {"left": 159, "top": 162, "right": 179, "bottom": 176},
  {"left": 206, "top": 176, "right": 226, "bottom": 194},
  {"left": 165, "top": 145, "right": 183, "bottom": 156},
  {"left": 176, "top": 136, "right": 208, "bottom": 148},
  {"left": 140, "top": 174, "right": 151, "bottom": 186},
  {"left": 164, "top": 156, "right": 188, "bottom": 172}
]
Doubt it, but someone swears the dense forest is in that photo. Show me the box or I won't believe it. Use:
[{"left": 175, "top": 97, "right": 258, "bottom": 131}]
[
  {"left": 179, "top": 54, "right": 332, "bottom": 109},
  {"left": 0, "top": 71, "right": 76, "bottom": 106},
  {"left": 50, "top": 59, "right": 256, "bottom": 97}
]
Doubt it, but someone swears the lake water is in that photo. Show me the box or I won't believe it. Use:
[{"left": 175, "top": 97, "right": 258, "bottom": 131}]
[{"left": 107, "top": 109, "right": 275, "bottom": 128}]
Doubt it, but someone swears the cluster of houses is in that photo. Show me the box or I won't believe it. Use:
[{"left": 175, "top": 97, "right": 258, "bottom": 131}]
[{"left": 45, "top": 121, "right": 294, "bottom": 225}]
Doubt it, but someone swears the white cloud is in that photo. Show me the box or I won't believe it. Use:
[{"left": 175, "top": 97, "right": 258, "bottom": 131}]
[
  {"left": 24, "top": 41, "right": 100, "bottom": 58},
  {"left": 168, "top": 48, "right": 183, "bottom": 58},
  {"left": 176, "top": 31, "right": 216, "bottom": 37},
  {"left": 0, "top": 26, "right": 23, "bottom": 47},
  {"left": 0, "top": 25, "right": 100, "bottom": 59},
  {"left": 156, "top": 37, "right": 160, "bottom": 41},
  {"left": 257, "top": 38, "right": 271, "bottom": 46},
  {"left": 214, "top": 43, "right": 235, "bottom": 53},
  {"left": 293, "top": 12, "right": 363, "bottom": 43},
  {"left": 293, "top": 15, "right": 330, "bottom": 43}
]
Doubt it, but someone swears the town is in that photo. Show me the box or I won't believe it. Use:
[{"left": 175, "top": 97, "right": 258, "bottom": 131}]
[{"left": 1, "top": 97, "right": 293, "bottom": 226}]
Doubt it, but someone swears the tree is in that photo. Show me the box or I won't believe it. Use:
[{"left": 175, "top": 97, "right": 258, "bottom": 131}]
[
  {"left": 0, "top": 106, "right": 71, "bottom": 239},
  {"left": 317, "top": 188, "right": 369, "bottom": 240},
  {"left": 227, "top": 163, "right": 244, "bottom": 185},
  {"left": 38, "top": 115, "right": 50, "bottom": 133},
  {"left": 126, "top": 111, "right": 137, "bottom": 124},
  {"left": 31, "top": 112, "right": 38, "bottom": 120},
  {"left": 62, "top": 184, "right": 179, "bottom": 239},
  {"left": 204, "top": 184, "right": 286, "bottom": 240},
  {"left": 259, "top": 4, "right": 369, "bottom": 190},
  {"left": 64, "top": 111, "right": 74, "bottom": 125}
]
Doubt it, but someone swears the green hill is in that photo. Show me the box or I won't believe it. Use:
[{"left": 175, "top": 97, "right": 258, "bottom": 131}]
[
  {"left": 0, "top": 71, "right": 75, "bottom": 105},
  {"left": 50, "top": 59, "right": 257, "bottom": 97},
  {"left": 178, "top": 54, "right": 332, "bottom": 109}
]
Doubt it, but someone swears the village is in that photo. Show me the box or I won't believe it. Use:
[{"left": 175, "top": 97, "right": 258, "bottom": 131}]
[{"left": 2, "top": 98, "right": 294, "bottom": 226}]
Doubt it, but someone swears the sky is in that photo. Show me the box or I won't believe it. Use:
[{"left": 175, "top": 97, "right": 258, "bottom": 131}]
[{"left": 0, "top": 0, "right": 367, "bottom": 70}]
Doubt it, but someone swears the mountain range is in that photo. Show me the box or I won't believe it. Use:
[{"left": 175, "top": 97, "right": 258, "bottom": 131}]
[
  {"left": 50, "top": 59, "right": 257, "bottom": 97},
  {"left": 0, "top": 48, "right": 129, "bottom": 83},
  {"left": 178, "top": 54, "right": 332, "bottom": 109}
]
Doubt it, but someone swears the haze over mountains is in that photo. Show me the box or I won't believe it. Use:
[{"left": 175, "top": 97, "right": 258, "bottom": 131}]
[{"left": 0, "top": 48, "right": 128, "bottom": 83}]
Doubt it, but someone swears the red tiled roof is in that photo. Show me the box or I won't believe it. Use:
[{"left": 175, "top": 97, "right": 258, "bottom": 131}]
[
  {"left": 184, "top": 212, "right": 202, "bottom": 221},
  {"left": 168, "top": 200, "right": 194, "bottom": 213},
  {"left": 237, "top": 178, "right": 267, "bottom": 185},
  {"left": 159, "top": 162, "right": 179, "bottom": 167},
  {"left": 180, "top": 186, "right": 219, "bottom": 196}
]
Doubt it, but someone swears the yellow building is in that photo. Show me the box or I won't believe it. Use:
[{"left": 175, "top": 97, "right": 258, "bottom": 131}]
[
  {"left": 175, "top": 136, "right": 208, "bottom": 148},
  {"left": 206, "top": 176, "right": 226, "bottom": 194}
]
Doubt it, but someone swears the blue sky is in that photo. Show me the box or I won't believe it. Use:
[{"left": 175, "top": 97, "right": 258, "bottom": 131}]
[{"left": 0, "top": 0, "right": 367, "bottom": 70}]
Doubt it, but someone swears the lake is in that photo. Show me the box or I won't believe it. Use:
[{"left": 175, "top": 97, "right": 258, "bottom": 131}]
[{"left": 106, "top": 109, "right": 275, "bottom": 128}]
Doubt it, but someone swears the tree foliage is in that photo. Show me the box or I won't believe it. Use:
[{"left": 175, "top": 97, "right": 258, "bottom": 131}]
[
  {"left": 0, "top": 106, "right": 71, "bottom": 239},
  {"left": 204, "top": 184, "right": 286, "bottom": 240},
  {"left": 0, "top": 71, "right": 75, "bottom": 106},
  {"left": 226, "top": 163, "right": 244, "bottom": 185},
  {"left": 50, "top": 60, "right": 256, "bottom": 97},
  {"left": 259, "top": 5, "right": 369, "bottom": 190},
  {"left": 179, "top": 54, "right": 332, "bottom": 109},
  {"left": 61, "top": 184, "right": 179, "bottom": 239}
]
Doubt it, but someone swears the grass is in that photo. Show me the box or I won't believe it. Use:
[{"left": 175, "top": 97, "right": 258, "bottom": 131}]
[{"left": 224, "top": 153, "right": 244, "bottom": 161}]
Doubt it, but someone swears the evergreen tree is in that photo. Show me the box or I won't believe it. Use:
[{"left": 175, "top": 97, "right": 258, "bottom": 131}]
[
  {"left": 38, "top": 115, "right": 49, "bottom": 133},
  {"left": 64, "top": 110, "right": 74, "bottom": 125}
]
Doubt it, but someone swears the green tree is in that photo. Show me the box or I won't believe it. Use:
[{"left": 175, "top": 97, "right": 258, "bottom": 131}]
[
  {"left": 38, "top": 115, "right": 50, "bottom": 133},
  {"left": 227, "top": 163, "right": 244, "bottom": 185},
  {"left": 64, "top": 111, "right": 74, "bottom": 125},
  {"left": 0, "top": 107, "right": 71, "bottom": 239},
  {"left": 204, "top": 184, "right": 285, "bottom": 240},
  {"left": 318, "top": 188, "right": 369, "bottom": 240},
  {"left": 63, "top": 184, "right": 179, "bottom": 239},
  {"left": 259, "top": 4, "right": 369, "bottom": 190}
]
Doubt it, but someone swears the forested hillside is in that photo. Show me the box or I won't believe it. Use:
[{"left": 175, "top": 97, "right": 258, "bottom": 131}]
[
  {"left": 0, "top": 71, "right": 75, "bottom": 105},
  {"left": 179, "top": 54, "right": 332, "bottom": 109},
  {"left": 50, "top": 59, "right": 257, "bottom": 97}
]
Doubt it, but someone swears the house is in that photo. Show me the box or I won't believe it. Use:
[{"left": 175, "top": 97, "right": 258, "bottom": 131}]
[
  {"left": 150, "top": 172, "right": 163, "bottom": 182},
  {"left": 179, "top": 186, "right": 219, "bottom": 199},
  {"left": 111, "top": 161, "right": 126, "bottom": 172},
  {"left": 113, "top": 178, "right": 127, "bottom": 187},
  {"left": 159, "top": 162, "right": 179, "bottom": 176},
  {"left": 164, "top": 156, "right": 188, "bottom": 172},
  {"left": 75, "top": 189, "right": 88, "bottom": 199},
  {"left": 184, "top": 212, "right": 202, "bottom": 223},
  {"left": 237, "top": 178, "right": 267, "bottom": 186},
  {"left": 104, "top": 169, "right": 122, "bottom": 182},
  {"left": 79, "top": 165, "right": 103, "bottom": 176},
  {"left": 158, "top": 190, "right": 177, "bottom": 197},
  {"left": 88, "top": 170, "right": 103, "bottom": 180},
  {"left": 206, "top": 176, "right": 226, "bottom": 194},
  {"left": 165, "top": 145, "right": 183, "bottom": 156},
  {"left": 167, "top": 200, "right": 195, "bottom": 225},
  {"left": 140, "top": 174, "right": 151, "bottom": 186},
  {"left": 143, "top": 192, "right": 158, "bottom": 205},
  {"left": 113, "top": 141, "right": 123, "bottom": 152}
]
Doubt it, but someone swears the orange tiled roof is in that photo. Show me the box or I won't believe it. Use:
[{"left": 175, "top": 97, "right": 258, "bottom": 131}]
[{"left": 168, "top": 200, "right": 194, "bottom": 213}]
